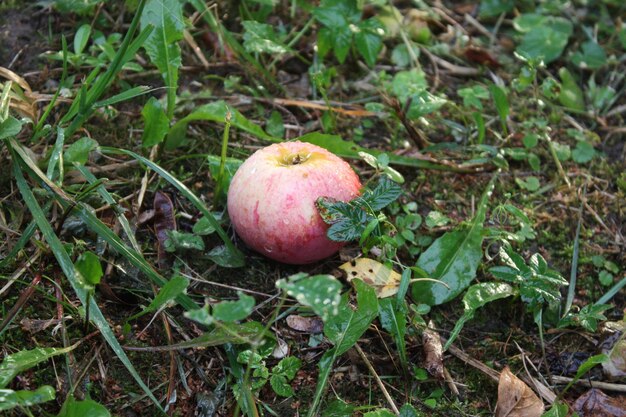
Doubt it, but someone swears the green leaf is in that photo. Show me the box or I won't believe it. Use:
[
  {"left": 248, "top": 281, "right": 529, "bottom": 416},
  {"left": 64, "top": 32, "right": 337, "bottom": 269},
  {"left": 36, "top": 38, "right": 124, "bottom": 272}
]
[
  {"left": 0, "top": 116, "right": 24, "bottom": 140},
  {"left": 332, "top": 26, "right": 353, "bottom": 63},
  {"left": 325, "top": 279, "right": 378, "bottom": 355},
  {"left": 411, "top": 175, "right": 497, "bottom": 305},
  {"left": 274, "top": 356, "right": 302, "bottom": 380},
  {"left": 57, "top": 396, "right": 110, "bottom": 417},
  {"left": 140, "top": 0, "right": 184, "bottom": 116},
  {"left": 514, "top": 16, "right": 572, "bottom": 64},
  {"left": 64, "top": 137, "right": 98, "bottom": 165},
  {"left": 357, "top": 175, "right": 403, "bottom": 211},
  {"left": 558, "top": 67, "right": 585, "bottom": 112},
  {"left": 167, "top": 101, "right": 276, "bottom": 148},
  {"left": 378, "top": 298, "right": 407, "bottom": 369},
  {"left": 242, "top": 21, "right": 289, "bottom": 55},
  {"left": 0, "top": 386, "right": 55, "bottom": 411},
  {"left": 276, "top": 273, "right": 342, "bottom": 322},
  {"left": 541, "top": 401, "right": 568, "bottom": 417},
  {"left": 323, "top": 399, "right": 355, "bottom": 417},
  {"left": 266, "top": 110, "right": 284, "bottom": 138},
  {"left": 73, "top": 24, "right": 91, "bottom": 55},
  {"left": 572, "top": 141, "right": 595, "bottom": 164},
  {"left": 458, "top": 85, "right": 489, "bottom": 110},
  {"left": 316, "top": 198, "right": 369, "bottom": 242},
  {"left": 269, "top": 374, "right": 294, "bottom": 397},
  {"left": 444, "top": 282, "right": 515, "bottom": 350},
  {"left": 193, "top": 212, "right": 224, "bottom": 235},
  {"left": 479, "top": 0, "right": 514, "bottom": 17},
  {"left": 354, "top": 19, "right": 383, "bottom": 67},
  {"left": 146, "top": 275, "right": 189, "bottom": 312},
  {"left": 515, "top": 176, "right": 540, "bottom": 191},
  {"left": 74, "top": 251, "right": 103, "bottom": 287},
  {"left": 489, "top": 84, "right": 509, "bottom": 134},
  {"left": 399, "top": 404, "right": 420, "bottom": 417},
  {"left": 425, "top": 211, "right": 451, "bottom": 228},
  {"left": 212, "top": 292, "right": 256, "bottom": 322},
  {"left": 574, "top": 354, "right": 608, "bottom": 380},
  {"left": 313, "top": 0, "right": 359, "bottom": 28},
  {"left": 164, "top": 230, "right": 205, "bottom": 252},
  {"left": 206, "top": 244, "right": 245, "bottom": 268},
  {"left": 0, "top": 346, "right": 76, "bottom": 388},
  {"left": 308, "top": 279, "right": 378, "bottom": 417},
  {"left": 571, "top": 41, "right": 607, "bottom": 70},
  {"left": 141, "top": 96, "right": 170, "bottom": 147}
]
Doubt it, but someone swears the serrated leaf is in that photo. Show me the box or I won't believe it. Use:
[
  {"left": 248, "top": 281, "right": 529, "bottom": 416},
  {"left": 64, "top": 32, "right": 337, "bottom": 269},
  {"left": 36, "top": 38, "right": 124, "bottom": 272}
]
[
  {"left": 276, "top": 274, "right": 342, "bottom": 322},
  {"left": 356, "top": 175, "right": 402, "bottom": 211},
  {"left": 354, "top": 19, "right": 383, "bottom": 67},
  {"left": 141, "top": 96, "right": 170, "bottom": 147}
]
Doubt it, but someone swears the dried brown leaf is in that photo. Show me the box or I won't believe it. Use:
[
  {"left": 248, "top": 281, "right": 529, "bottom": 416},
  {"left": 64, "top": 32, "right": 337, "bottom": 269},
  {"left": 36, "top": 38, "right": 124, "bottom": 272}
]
[
  {"left": 154, "top": 191, "right": 176, "bottom": 268},
  {"left": 600, "top": 320, "right": 626, "bottom": 381},
  {"left": 422, "top": 323, "right": 444, "bottom": 380},
  {"left": 340, "top": 258, "right": 401, "bottom": 298},
  {"left": 574, "top": 389, "right": 626, "bottom": 417},
  {"left": 286, "top": 314, "right": 324, "bottom": 334},
  {"left": 495, "top": 367, "right": 544, "bottom": 417}
]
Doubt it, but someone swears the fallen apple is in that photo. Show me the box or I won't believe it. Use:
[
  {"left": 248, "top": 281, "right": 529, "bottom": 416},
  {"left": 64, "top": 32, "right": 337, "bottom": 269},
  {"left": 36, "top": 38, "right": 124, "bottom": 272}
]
[{"left": 227, "top": 141, "right": 362, "bottom": 264}]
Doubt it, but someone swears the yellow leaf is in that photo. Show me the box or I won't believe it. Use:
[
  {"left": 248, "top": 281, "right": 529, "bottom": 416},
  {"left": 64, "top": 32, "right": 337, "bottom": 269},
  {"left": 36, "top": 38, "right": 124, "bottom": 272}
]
[{"left": 340, "top": 258, "right": 401, "bottom": 298}]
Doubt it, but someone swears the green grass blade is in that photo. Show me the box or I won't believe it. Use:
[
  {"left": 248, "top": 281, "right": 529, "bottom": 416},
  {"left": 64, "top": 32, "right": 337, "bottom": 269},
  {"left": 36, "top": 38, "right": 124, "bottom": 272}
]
[
  {"left": 564, "top": 193, "right": 584, "bottom": 315},
  {"left": 74, "top": 164, "right": 141, "bottom": 252},
  {"left": 102, "top": 146, "right": 244, "bottom": 266},
  {"left": 10, "top": 149, "right": 165, "bottom": 413},
  {"left": 8, "top": 138, "right": 198, "bottom": 311},
  {"left": 63, "top": 0, "right": 149, "bottom": 138}
]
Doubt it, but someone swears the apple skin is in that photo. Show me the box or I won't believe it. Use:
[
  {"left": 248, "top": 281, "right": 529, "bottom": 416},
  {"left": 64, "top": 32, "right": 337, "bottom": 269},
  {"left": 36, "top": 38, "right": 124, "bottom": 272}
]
[{"left": 227, "top": 141, "right": 362, "bottom": 264}]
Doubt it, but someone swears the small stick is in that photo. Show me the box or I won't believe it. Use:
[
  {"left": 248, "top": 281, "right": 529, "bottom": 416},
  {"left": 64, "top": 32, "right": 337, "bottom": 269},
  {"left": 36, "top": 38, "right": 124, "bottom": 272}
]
[
  {"left": 354, "top": 343, "right": 400, "bottom": 415},
  {"left": 550, "top": 376, "right": 626, "bottom": 393}
]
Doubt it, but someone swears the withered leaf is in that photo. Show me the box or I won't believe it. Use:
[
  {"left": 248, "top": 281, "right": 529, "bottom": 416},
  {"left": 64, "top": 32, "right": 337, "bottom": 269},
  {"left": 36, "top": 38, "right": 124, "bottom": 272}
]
[
  {"left": 599, "top": 320, "right": 626, "bottom": 380},
  {"left": 574, "top": 388, "right": 626, "bottom": 417},
  {"left": 422, "top": 323, "right": 444, "bottom": 380},
  {"left": 154, "top": 191, "right": 176, "bottom": 268},
  {"left": 339, "top": 258, "right": 401, "bottom": 298},
  {"left": 495, "top": 367, "right": 544, "bottom": 417},
  {"left": 286, "top": 315, "right": 324, "bottom": 334}
]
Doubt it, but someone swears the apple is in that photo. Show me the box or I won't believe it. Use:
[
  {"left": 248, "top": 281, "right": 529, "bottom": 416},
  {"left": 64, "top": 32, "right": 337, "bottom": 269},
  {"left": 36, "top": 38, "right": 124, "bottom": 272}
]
[{"left": 227, "top": 141, "right": 362, "bottom": 264}]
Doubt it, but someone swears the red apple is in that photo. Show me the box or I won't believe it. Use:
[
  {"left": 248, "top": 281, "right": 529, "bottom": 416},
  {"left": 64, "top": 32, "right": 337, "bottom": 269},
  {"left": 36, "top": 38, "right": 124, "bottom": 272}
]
[{"left": 227, "top": 141, "right": 362, "bottom": 264}]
